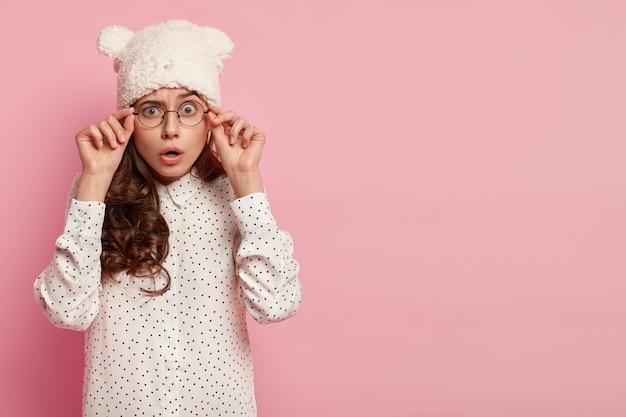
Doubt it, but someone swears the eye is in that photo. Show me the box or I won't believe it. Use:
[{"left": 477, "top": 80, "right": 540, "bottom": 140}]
[
  {"left": 179, "top": 101, "right": 199, "bottom": 116},
  {"left": 141, "top": 105, "right": 164, "bottom": 118}
]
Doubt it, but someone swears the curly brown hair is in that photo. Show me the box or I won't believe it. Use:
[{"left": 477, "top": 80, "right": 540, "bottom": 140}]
[{"left": 100, "top": 135, "right": 224, "bottom": 295}]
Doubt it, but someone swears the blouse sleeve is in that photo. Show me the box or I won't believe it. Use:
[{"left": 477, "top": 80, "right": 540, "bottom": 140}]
[
  {"left": 33, "top": 174, "right": 104, "bottom": 331},
  {"left": 231, "top": 192, "right": 303, "bottom": 324}
]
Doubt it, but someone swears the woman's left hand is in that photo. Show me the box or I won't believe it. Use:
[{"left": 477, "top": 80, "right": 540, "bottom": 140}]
[{"left": 208, "top": 105, "right": 265, "bottom": 197}]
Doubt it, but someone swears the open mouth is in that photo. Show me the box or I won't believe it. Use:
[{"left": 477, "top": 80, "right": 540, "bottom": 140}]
[
  {"left": 161, "top": 148, "right": 182, "bottom": 158},
  {"left": 160, "top": 148, "right": 183, "bottom": 164}
]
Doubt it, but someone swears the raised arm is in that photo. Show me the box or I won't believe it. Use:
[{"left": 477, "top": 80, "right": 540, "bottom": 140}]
[
  {"left": 232, "top": 193, "right": 303, "bottom": 324},
  {"left": 33, "top": 109, "right": 135, "bottom": 330}
]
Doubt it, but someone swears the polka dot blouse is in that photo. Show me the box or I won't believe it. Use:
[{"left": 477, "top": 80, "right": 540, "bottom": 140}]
[{"left": 34, "top": 172, "right": 302, "bottom": 417}]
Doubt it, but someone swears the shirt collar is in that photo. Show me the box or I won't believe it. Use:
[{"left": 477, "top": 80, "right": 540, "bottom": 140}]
[{"left": 156, "top": 170, "right": 203, "bottom": 208}]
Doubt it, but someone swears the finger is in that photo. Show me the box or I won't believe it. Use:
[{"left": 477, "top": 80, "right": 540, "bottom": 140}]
[
  {"left": 208, "top": 117, "right": 229, "bottom": 149},
  {"left": 207, "top": 103, "right": 224, "bottom": 115},
  {"left": 230, "top": 117, "right": 246, "bottom": 145},
  {"left": 208, "top": 112, "right": 226, "bottom": 138},
  {"left": 212, "top": 109, "right": 239, "bottom": 126},
  {"left": 207, "top": 110, "right": 223, "bottom": 129},
  {"left": 99, "top": 109, "right": 134, "bottom": 149},
  {"left": 114, "top": 108, "right": 136, "bottom": 138},
  {"left": 85, "top": 124, "right": 105, "bottom": 149},
  {"left": 108, "top": 108, "right": 136, "bottom": 146},
  {"left": 208, "top": 110, "right": 231, "bottom": 130},
  {"left": 111, "top": 110, "right": 135, "bottom": 144},
  {"left": 99, "top": 119, "right": 120, "bottom": 150},
  {"left": 242, "top": 124, "right": 255, "bottom": 149},
  {"left": 121, "top": 110, "right": 135, "bottom": 139},
  {"left": 113, "top": 107, "right": 136, "bottom": 121}
]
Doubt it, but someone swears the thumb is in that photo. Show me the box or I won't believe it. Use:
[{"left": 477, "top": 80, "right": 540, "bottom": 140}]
[
  {"left": 209, "top": 115, "right": 228, "bottom": 147},
  {"left": 122, "top": 113, "right": 136, "bottom": 139}
]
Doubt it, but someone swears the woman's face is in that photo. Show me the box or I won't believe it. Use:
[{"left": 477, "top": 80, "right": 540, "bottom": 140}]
[{"left": 132, "top": 88, "right": 210, "bottom": 185}]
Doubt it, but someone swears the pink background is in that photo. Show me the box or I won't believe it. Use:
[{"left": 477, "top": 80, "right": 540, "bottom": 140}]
[{"left": 2, "top": 1, "right": 626, "bottom": 416}]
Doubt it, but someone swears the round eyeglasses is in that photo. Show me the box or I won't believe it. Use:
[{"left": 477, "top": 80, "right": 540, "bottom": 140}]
[{"left": 133, "top": 100, "right": 209, "bottom": 128}]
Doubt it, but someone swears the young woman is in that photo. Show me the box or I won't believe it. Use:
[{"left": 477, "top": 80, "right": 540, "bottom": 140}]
[{"left": 34, "top": 19, "right": 302, "bottom": 417}]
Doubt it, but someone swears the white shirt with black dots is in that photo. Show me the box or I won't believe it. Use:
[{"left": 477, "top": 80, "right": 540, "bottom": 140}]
[{"left": 34, "top": 172, "right": 302, "bottom": 417}]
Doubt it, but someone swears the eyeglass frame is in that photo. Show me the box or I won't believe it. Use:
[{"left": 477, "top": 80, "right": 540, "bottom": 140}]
[{"left": 132, "top": 100, "right": 210, "bottom": 128}]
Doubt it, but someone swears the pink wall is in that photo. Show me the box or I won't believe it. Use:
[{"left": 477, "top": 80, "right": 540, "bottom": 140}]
[{"left": 2, "top": 1, "right": 626, "bottom": 416}]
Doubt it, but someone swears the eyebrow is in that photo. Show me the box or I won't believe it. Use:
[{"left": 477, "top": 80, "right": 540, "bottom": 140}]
[
  {"left": 178, "top": 92, "right": 202, "bottom": 99},
  {"left": 136, "top": 92, "right": 202, "bottom": 107}
]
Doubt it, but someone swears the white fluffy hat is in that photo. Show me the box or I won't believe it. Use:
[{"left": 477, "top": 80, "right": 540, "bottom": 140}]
[{"left": 97, "top": 19, "right": 234, "bottom": 109}]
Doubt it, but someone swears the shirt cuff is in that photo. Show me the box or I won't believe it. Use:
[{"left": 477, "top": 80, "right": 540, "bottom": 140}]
[
  {"left": 62, "top": 199, "right": 106, "bottom": 239},
  {"left": 230, "top": 192, "right": 277, "bottom": 233}
]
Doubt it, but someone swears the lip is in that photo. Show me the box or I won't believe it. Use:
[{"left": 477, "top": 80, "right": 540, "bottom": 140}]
[{"left": 160, "top": 147, "right": 184, "bottom": 165}]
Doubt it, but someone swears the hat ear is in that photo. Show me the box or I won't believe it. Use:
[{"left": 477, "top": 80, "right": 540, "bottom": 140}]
[
  {"left": 97, "top": 25, "right": 135, "bottom": 58},
  {"left": 202, "top": 27, "right": 234, "bottom": 62}
]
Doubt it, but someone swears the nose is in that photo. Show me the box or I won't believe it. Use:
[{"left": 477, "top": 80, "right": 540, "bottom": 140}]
[{"left": 161, "top": 110, "right": 180, "bottom": 138}]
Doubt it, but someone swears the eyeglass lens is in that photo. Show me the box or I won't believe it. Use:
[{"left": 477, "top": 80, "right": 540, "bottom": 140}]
[{"left": 136, "top": 100, "right": 206, "bottom": 127}]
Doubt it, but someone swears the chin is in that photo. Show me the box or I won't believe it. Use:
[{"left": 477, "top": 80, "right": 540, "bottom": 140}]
[{"left": 153, "top": 168, "right": 193, "bottom": 185}]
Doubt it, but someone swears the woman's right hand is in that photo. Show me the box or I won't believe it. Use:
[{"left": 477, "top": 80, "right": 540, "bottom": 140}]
[
  {"left": 76, "top": 108, "right": 135, "bottom": 177},
  {"left": 74, "top": 108, "right": 135, "bottom": 202}
]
